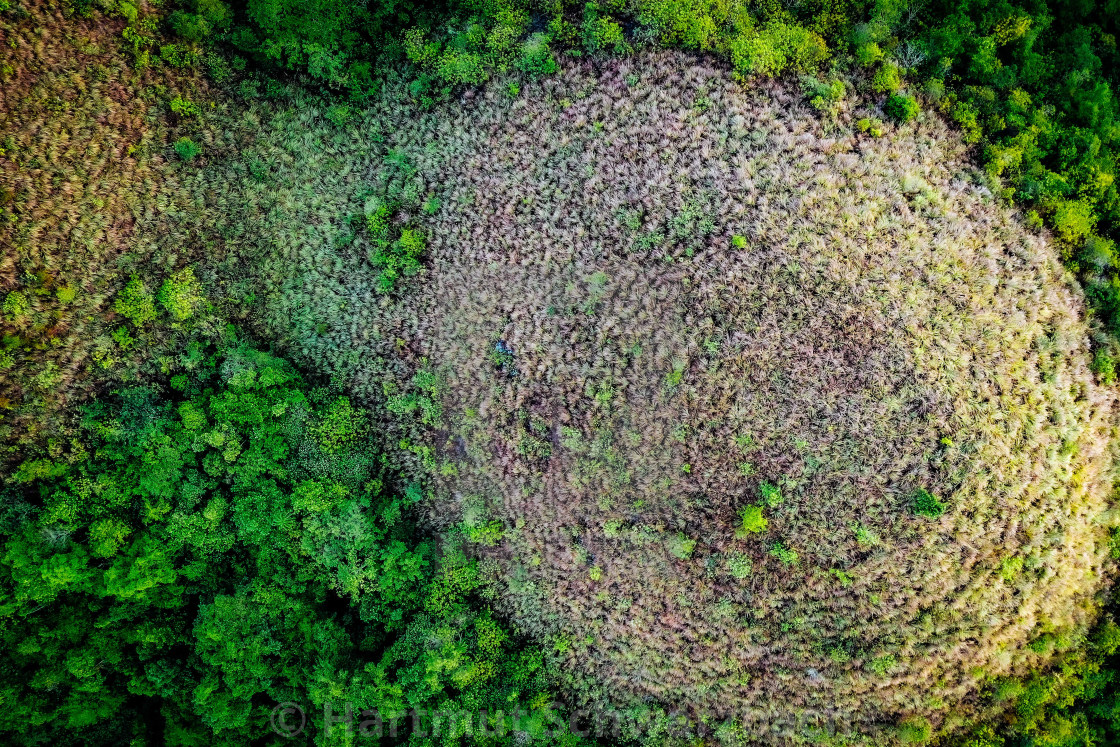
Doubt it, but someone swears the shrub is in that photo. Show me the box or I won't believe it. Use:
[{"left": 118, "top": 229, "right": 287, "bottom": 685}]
[
  {"left": 667, "top": 533, "right": 696, "bottom": 560},
  {"left": 2, "top": 290, "right": 29, "bottom": 321},
  {"left": 169, "top": 94, "right": 201, "bottom": 117},
  {"left": 729, "top": 22, "right": 828, "bottom": 78},
  {"left": 325, "top": 103, "right": 352, "bottom": 125},
  {"left": 759, "top": 481, "right": 783, "bottom": 507},
  {"left": 371, "top": 227, "right": 427, "bottom": 292},
  {"left": 726, "top": 552, "right": 752, "bottom": 579},
  {"left": 1091, "top": 350, "right": 1117, "bottom": 385},
  {"left": 582, "top": 3, "right": 626, "bottom": 55},
  {"left": 855, "top": 42, "right": 883, "bottom": 66},
  {"left": 872, "top": 62, "right": 903, "bottom": 93},
  {"left": 436, "top": 49, "right": 488, "bottom": 85},
  {"left": 884, "top": 93, "right": 920, "bottom": 122},
  {"left": 158, "top": 268, "right": 204, "bottom": 321},
  {"left": 113, "top": 276, "right": 156, "bottom": 327},
  {"left": 898, "top": 716, "right": 932, "bottom": 743},
  {"left": 803, "top": 76, "right": 845, "bottom": 111},
  {"left": 868, "top": 654, "right": 897, "bottom": 676},
  {"left": 516, "top": 33, "right": 558, "bottom": 76},
  {"left": 857, "top": 116, "right": 885, "bottom": 136},
  {"left": 174, "top": 136, "right": 202, "bottom": 161},
  {"left": 911, "top": 488, "right": 946, "bottom": 518},
  {"left": 769, "top": 543, "right": 799, "bottom": 565},
  {"left": 736, "top": 505, "right": 768, "bottom": 537}
]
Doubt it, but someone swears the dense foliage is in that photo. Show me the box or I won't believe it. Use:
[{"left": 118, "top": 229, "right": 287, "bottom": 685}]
[{"left": 0, "top": 332, "right": 577, "bottom": 744}]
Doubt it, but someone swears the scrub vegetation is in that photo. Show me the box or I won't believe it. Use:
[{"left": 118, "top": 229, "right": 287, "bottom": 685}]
[{"left": 2, "top": 0, "right": 1120, "bottom": 745}]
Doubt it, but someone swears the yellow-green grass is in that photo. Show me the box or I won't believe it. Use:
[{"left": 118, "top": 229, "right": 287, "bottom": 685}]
[{"left": 199, "top": 53, "right": 1118, "bottom": 744}]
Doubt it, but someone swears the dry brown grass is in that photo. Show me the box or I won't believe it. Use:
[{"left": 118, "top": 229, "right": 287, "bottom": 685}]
[{"left": 204, "top": 52, "right": 1119, "bottom": 744}]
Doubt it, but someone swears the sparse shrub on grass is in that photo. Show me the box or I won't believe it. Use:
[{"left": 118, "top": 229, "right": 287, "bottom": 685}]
[
  {"left": 769, "top": 543, "right": 799, "bottom": 565},
  {"left": 667, "top": 533, "right": 696, "bottom": 560},
  {"left": 113, "top": 276, "right": 156, "bottom": 327},
  {"left": 736, "top": 505, "right": 768, "bottom": 538},
  {"left": 911, "top": 488, "right": 947, "bottom": 518},
  {"left": 174, "top": 136, "right": 202, "bottom": 161},
  {"left": 202, "top": 53, "right": 1118, "bottom": 745},
  {"left": 857, "top": 116, "right": 884, "bottom": 136},
  {"left": 726, "top": 553, "right": 752, "bottom": 579}
]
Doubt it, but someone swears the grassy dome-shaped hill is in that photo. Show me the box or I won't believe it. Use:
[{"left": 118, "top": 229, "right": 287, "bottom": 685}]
[{"left": 215, "top": 52, "right": 1118, "bottom": 743}]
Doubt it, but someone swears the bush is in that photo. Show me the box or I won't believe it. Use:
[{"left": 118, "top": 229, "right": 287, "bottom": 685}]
[
  {"left": 668, "top": 533, "right": 697, "bottom": 559},
  {"left": 371, "top": 226, "right": 427, "bottom": 292},
  {"left": 855, "top": 42, "right": 883, "bottom": 66},
  {"left": 516, "top": 33, "right": 558, "bottom": 77},
  {"left": 157, "top": 268, "right": 204, "bottom": 321},
  {"left": 1091, "top": 351, "right": 1117, "bottom": 385},
  {"left": 582, "top": 3, "right": 627, "bottom": 55},
  {"left": 857, "top": 116, "right": 885, "bottom": 136},
  {"left": 169, "top": 94, "right": 201, "bottom": 117},
  {"left": 884, "top": 93, "right": 920, "bottom": 122},
  {"left": 898, "top": 716, "right": 932, "bottom": 743},
  {"left": 113, "top": 275, "right": 156, "bottom": 327},
  {"left": 872, "top": 62, "right": 903, "bottom": 93},
  {"left": 911, "top": 488, "right": 946, "bottom": 518},
  {"left": 769, "top": 543, "right": 799, "bottom": 565},
  {"left": 174, "top": 136, "right": 202, "bottom": 161},
  {"left": 735, "top": 505, "right": 768, "bottom": 537},
  {"left": 729, "top": 22, "right": 828, "bottom": 78},
  {"left": 726, "top": 552, "right": 752, "bottom": 579}
]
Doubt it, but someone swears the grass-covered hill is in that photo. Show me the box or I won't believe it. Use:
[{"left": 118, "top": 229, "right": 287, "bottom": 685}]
[{"left": 179, "top": 52, "right": 1120, "bottom": 742}]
